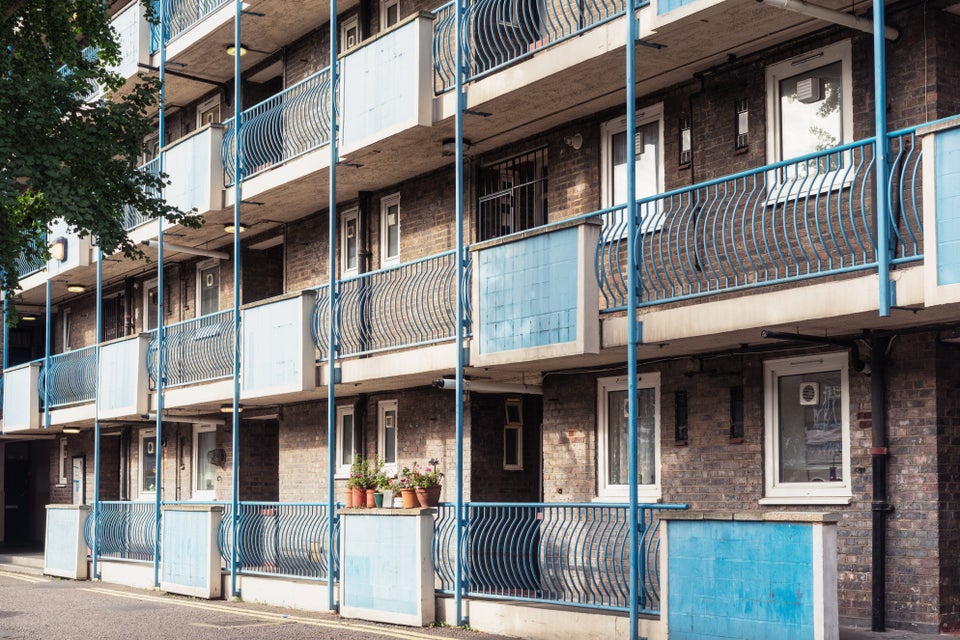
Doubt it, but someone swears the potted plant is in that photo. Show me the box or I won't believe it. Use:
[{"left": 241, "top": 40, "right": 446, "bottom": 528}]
[
  {"left": 367, "top": 456, "right": 385, "bottom": 508},
  {"left": 375, "top": 470, "right": 395, "bottom": 508},
  {"left": 410, "top": 458, "right": 443, "bottom": 508},
  {"left": 348, "top": 455, "right": 369, "bottom": 508},
  {"left": 397, "top": 466, "right": 419, "bottom": 508}
]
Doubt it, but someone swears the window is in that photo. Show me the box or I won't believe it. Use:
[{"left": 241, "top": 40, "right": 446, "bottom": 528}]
[
  {"left": 504, "top": 399, "right": 523, "bottom": 470},
  {"left": 597, "top": 373, "right": 660, "bottom": 501},
  {"left": 336, "top": 405, "right": 359, "bottom": 477},
  {"left": 380, "top": 194, "right": 400, "bottom": 266},
  {"left": 477, "top": 148, "right": 547, "bottom": 241},
  {"left": 139, "top": 428, "right": 157, "bottom": 496},
  {"left": 341, "top": 209, "right": 359, "bottom": 276},
  {"left": 762, "top": 352, "right": 851, "bottom": 504},
  {"left": 378, "top": 400, "right": 398, "bottom": 473},
  {"left": 143, "top": 277, "right": 158, "bottom": 331},
  {"left": 58, "top": 438, "right": 68, "bottom": 485},
  {"left": 382, "top": 0, "right": 400, "bottom": 28},
  {"left": 196, "top": 259, "right": 220, "bottom": 316},
  {"left": 600, "top": 104, "right": 664, "bottom": 233},
  {"left": 765, "top": 41, "right": 853, "bottom": 183},
  {"left": 197, "top": 96, "right": 221, "bottom": 128},
  {"left": 193, "top": 424, "right": 218, "bottom": 499},
  {"left": 61, "top": 307, "right": 72, "bottom": 352},
  {"left": 341, "top": 15, "right": 360, "bottom": 52}
]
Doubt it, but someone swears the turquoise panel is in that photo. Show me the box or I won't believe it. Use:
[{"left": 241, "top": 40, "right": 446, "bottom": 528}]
[
  {"left": 478, "top": 228, "right": 579, "bottom": 354},
  {"left": 936, "top": 127, "right": 960, "bottom": 285},
  {"left": 45, "top": 509, "right": 79, "bottom": 573},
  {"left": 658, "top": 0, "right": 699, "bottom": 15},
  {"left": 162, "top": 510, "right": 211, "bottom": 589},
  {"left": 668, "top": 520, "right": 815, "bottom": 640},
  {"left": 343, "top": 516, "right": 420, "bottom": 615}
]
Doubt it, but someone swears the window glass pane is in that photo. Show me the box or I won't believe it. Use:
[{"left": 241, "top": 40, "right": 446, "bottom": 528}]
[
  {"left": 195, "top": 430, "right": 217, "bottom": 493},
  {"left": 611, "top": 120, "right": 660, "bottom": 205},
  {"left": 199, "top": 265, "right": 219, "bottom": 316},
  {"left": 505, "top": 426, "right": 520, "bottom": 467},
  {"left": 344, "top": 217, "right": 357, "bottom": 271},
  {"left": 386, "top": 204, "right": 399, "bottom": 259},
  {"left": 383, "top": 409, "right": 397, "bottom": 464},
  {"left": 386, "top": 2, "right": 399, "bottom": 26},
  {"left": 779, "top": 61, "right": 843, "bottom": 160},
  {"left": 777, "top": 370, "right": 843, "bottom": 483},
  {"left": 340, "top": 413, "right": 354, "bottom": 467},
  {"left": 607, "top": 387, "right": 656, "bottom": 486},
  {"left": 142, "top": 436, "right": 157, "bottom": 493},
  {"left": 146, "top": 285, "right": 158, "bottom": 331}
]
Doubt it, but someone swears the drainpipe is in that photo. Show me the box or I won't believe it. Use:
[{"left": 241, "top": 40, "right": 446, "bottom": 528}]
[
  {"left": 870, "top": 335, "right": 892, "bottom": 631},
  {"left": 873, "top": 0, "right": 891, "bottom": 317},
  {"left": 454, "top": 0, "right": 467, "bottom": 626},
  {"left": 326, "top": 0, "right": 340, "bottom": 613}
]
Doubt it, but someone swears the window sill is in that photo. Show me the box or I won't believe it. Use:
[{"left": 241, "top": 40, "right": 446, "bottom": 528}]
[
  {"left": 592, "top": 494, "right": 662, "bottom": 504},
  {"left": 759, "top": 495, "right": 853, "bottom": 506}
]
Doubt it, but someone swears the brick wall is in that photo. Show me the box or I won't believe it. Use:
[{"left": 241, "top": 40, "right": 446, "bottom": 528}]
[
  {"left": 47, "top": 432, "right": 120, "bottom": 505},
  {"left": 469, "top": 393, "right": 541, "bottom": 502},
  {"left": 936, "top": 340, "right": 960, "bottom": 632}
]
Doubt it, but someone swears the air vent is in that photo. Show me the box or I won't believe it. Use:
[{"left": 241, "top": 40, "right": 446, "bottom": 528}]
[
  {"left": 796, "top": 77, "right": 822, "bottom": 104},
  {"left": 799, "top": 381, "right": 819, "bottom": 406}
]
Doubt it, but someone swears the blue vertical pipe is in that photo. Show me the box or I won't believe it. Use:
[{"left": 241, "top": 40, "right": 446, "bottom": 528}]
[
  {"left": 625, "top": 2, "right": 640, "bottom": 638},
  {"left": 873, "top": 0, "right": 890, "bottom": 317},
  {"left": 152, "top": 3, "right": 167, "bottom": 588},
  {"left": 453, "top": 0, "right": 467, "bottom": 626},
  {"left": 326, "top": 0, "right": 339, "bottom": 613},
  {"left": 44, "top": 279, "right": 51, "bottom": 429},
  {"left": 229, "top": 0, "right": 243, "bottom": 600},
  {"left": 92, "top": 248, "right": 103, "bottom": 579},
  {"left": 2, "top": 297, "right": 7, "bottom": 369}
]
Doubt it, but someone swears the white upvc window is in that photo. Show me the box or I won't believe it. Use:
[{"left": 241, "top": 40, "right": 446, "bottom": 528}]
[
  {"left": 597, "top": 373, "right": 661, "bottom": 501},
  {"left": 58, "top": 438, "right": 69, "bottom": 485},
  {"left": 61, "top": 307, "right": 72, "bottom": 352},
  {"left": 139, "top": 428, "right": 157, "bottom": 497},
  {"left": 336, "top": 405, "right": 358, "bottom": 478},
  {"left": 143, "top": 277, "right": 158, "bottom": 331},
  {"left": 341, "top": 208, "right": 359, "bottom": 276},
  {"left": 378, "top": 399, "right": 398, "bottom": 474},
  {"left": 600, "top": 103, "right": 665, "bottom": 234},
  {"left": 503, "top": 398, "right": 523, "bottom": 471},
  {"left": 382, "top": 0, "right": 400, "bottom": 28},
  {"left": 197, "top": 95, "right": 221, "bottom": 128},
  {"left": 380, "top": 193, "right": 400, "bottom": 266},
  {"left": 196, "top": 258, "right": 221, "bottom": 316},
  {"left": 192, "top": 424, "right": 218, "bottom": 500},
  {"left": 341, "top": 15, "right": 360, "bottom": 52},
  {"left": 765, "top": 40, "right": 853, "bottom": 187},
  {"left": 761, "top": 352, "right": 852, "bottom": 504}
]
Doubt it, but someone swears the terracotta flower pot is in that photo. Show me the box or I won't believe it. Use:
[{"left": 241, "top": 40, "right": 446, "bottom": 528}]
[
  {"left": 416, "top": 485, "right": 442, "bottom": 508},
  {"left": 365, "top": 488, "right": 377, "bottom": 508},
  {"left": 351, "top": 487, "right": 365, "bottom": 508},
  {"left": 344, "top": 488, "right": 355, "bottom": 508},
  {"left": 400, "top": 488, "right": 419, "bottom": 509}
]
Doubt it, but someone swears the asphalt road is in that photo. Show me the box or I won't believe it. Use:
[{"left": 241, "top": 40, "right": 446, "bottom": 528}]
[{"left": 0, "top": 570, "right": 514, "bottom": 640}]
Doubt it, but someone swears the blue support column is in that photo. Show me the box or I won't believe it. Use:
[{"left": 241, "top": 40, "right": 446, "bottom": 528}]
[
  {"left": 326, "top": 0, "right": 340, "bottom": 613},
  {"left": 43, "top": 280, "right": 51, "bottom": 429},
  {"left": 92, "top": 248, "right": 103, "bottom": 580},
  {"left": 454, "top": 0, "right": 467, "bottom": 626},
  {"left": 229, "top": 0, "right": 244, "bottom": 600},
  {"left": 625, "top": 3, "right": 641, "bottom": 639},
  {"left": 873, "top": 0, "right": 891, "bottom": 317}
]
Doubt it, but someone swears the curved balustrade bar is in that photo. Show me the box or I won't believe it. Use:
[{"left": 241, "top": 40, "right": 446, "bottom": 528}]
[
  {"left": 15, "top": 235, "right": 46, "bottom": 279},
  {"left": 146, "top": 310, "right": 235, "bottom": 389},
  {"left": 433, "top": 0, "right": 633, "bottom": 94},
  {"left": 39, "top": 346, "right": 98, "bottom": 408},
  {"left": 162, "top": 0, "right": 231, "bottom": 46},
  {"left": 312, "top": 251, "right": 460, "bottom": 360},
  {"left": 122, "top": 157, "right": 162, "bottom": 231},
  {"left": 434, "top": 502, "right": 685, "bottom": 613},
  {"left": 596, "top": 129, "right": 925, "bottom": 311},
  {"left": 84, "top": 501, "right": 157, "bottom": 563},
  {"left": 222, "top": 67, "right": 334, "bottom": 186}
]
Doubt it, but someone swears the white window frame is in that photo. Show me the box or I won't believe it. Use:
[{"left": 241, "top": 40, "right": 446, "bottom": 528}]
[
  {"left": 192, "top": 424, "right": 218, "bottom": 500},
  {"left": 381, "top": 0, "right": 400, "bottom": 28},
  {"left": 196, "top": 258, "right": 221, "bottom": 317},
  {"left": 340, "top": 15, "right": 360, "bottom": 52},
  {"left": 597, "top": 373, "right": 661, "bottom": 501},
  {"left": 58, "top": 438, "right": 69, "bottom": 485},
  {"left": 335, "top": 404, "right": 358, "bottom": 478},
  {"left": 761, "top": 352, "right": 852, "bottom": 505},
  {"left": 378, "top": 399, "right": 398, "bottom": 474},
  {"left": 380, "top": 193, "right": 400, "bottom": 266},
  {"left": 600, "top": 103, "right": 665, "bottom": 234},
  {"left": 341, "top": 208, "right": 359, "bottom": 277},
  {"left": 143, "top": 277, "right": 158, "bottom": 331},
  {"left": 764, "top": 40, "right": 854, "bottom": 194},
  {"left": 61, "top": 307, "right": 72, "bottom": 352},
  {"left": 197, "top": 95, "right": 221, "bottom": 128},
  {"left": 138, "top": 428, "right": 157, "bottom": 498},
  {"left": 503, "top": 398, "right": 523, "bottom": 471}
]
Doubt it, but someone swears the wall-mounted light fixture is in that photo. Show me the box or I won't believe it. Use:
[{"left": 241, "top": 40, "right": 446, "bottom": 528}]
[
  {"left": 678, "top": 115, "right": 692, "bottom": 166},
  {"left": 50, "top": 237, "right": 68, "bottom": 262},
  {"left": 735, "top": 99, "right": 749, "bottom": 151},
  {"left": 563, "top": 133, "right": 583, "bottom": 150},
  {"left": 225, "top": 44, "right": 248, "bottom": 57},
  {"left": 20, "top": 314, "right": 38, "bottom": 322},
  {"left": 223, "top": 223, "right": 247, "bottom": 234},
  {"left": 66, "top": 284, "right": 86, "bottom": 293}
]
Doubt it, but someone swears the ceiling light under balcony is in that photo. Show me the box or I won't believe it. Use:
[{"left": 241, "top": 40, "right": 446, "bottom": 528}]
[
  {"left": 62, "top": 427, "right": 81, "bottom": 434},
  {"left": 220, "top": 403, "right": 244, "bottom": 414},
  {"left": 226, "top": 44, "right": 248, "bottom": 57},
  {"left": 224, "top": 223, "right": 247, "bottom": 234},
  {"left": 66, "top": 284, "right": 86, "bottom": 293}
]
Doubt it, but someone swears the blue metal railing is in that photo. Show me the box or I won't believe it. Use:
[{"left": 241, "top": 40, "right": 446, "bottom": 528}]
[
  {"left": 146, "top": 310, "right": 235, "bottom": 389},
  {"left": 312, "top": 251, "right": 462, "bottom": 360},
  {"left": 15, "top": 235, "right": 46, "bottom": 279},
  {"left": 216, "top": 502, "right": 340, "bottom": 582},
  {"left": 433, "top": 0, "right": 637, "bottom": 93},
  {"left": 84, "top": 501, "right": 157, "bottom": 563},
  {"left": 38, "top": 346, "right": 98, "bottom": 408},
  {"left": 222, "top": 66, "right": 334, "bottom": 186},
  {"left": 596, "top": 127, "right": 924, "bottom": 311},
  {"left": 434, "top": 502, "right": 686, "bottom": 614},
  {"left": 150, "top": 0, "right": 230, "bottom": 51},
  {"left": 122, "top": 157, "right": 162, "bottom": 230}
]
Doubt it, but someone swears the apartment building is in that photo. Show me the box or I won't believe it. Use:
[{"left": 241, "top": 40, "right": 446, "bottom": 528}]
[{"left": 4, "top": 0, "right": 960, "bottom": 636}]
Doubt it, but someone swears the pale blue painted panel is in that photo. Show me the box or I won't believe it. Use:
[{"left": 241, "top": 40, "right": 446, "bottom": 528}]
[
  {"left": 99, "top": 338, "right": 139, "bottom": 414},
  {"left": 3, "top": 365, "right": 35, "bottom": 430},
  {"left": 45, "top": 509, "right": 80, "bottom": 573},
  {"left": 162, "top": 510, "right": 210, "bottom": 589},
  {"left": 936, "top": 128, "right": 960, "bottom": 285},
  {"left": 111, "top": 2, "right": 141, "bottom": 79},
  {"left": 165, "top": 128, "right": 213, "bottom": 214},
  {"left": 478, "top": 228, "right": 579, "bottom": 354},
  {"left": 242, "top": 297, "right": 302, "bottom": 393},
  {"left": 658, "top": 0, "right": 698, "bottom": 15},
  {"left": 343, "top": 515, "right": 419, "bottom": 615},
  {"left": 668, "top": 520, "right": 814, "bottom": 640}
]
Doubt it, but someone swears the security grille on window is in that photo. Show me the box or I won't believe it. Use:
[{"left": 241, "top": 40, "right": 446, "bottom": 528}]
[{"left": 477, "top": 148, "right": 547, "bottom": 242}]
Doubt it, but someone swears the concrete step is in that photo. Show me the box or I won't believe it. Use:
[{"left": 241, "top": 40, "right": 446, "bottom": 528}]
[{"left": 0, "top": 553, "right": 45, "bottom": 576}]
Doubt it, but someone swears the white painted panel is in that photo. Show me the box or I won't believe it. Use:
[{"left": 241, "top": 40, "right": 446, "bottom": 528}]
[
  {"left": 98, "top": 335, "right": 149, "bottom": 419},
  {"left": 164, "top": 126, "right": 223, "bottom": 214},
  {"left": 46, "top": 218, "right": 91, "bottom": 277},
  {"left": 241, "top": 292, "right": 316, "bottom": 398},
  {"left": 3, "top": 363, "right": 40, "bottom": 431},
  {"left": 110, "top": 2, "right": 149, "bottom": 80}
]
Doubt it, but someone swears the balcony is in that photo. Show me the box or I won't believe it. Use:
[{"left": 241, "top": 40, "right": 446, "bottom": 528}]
[{"left": 109, "top": 0, "right": 152, "bottom": 96}]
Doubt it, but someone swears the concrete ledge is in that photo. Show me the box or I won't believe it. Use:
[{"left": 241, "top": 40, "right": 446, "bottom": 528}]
[
  {"left": 228, "top": 574, "right": 333, "bottom": 612},
  {"left": 661, "top": 510, "right": 840, "bottom": 523}
]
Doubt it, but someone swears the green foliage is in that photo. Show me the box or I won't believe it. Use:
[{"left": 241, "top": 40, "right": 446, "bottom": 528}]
[{"left": 0, "top": 0, "right": 201, "bottom": 311}]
